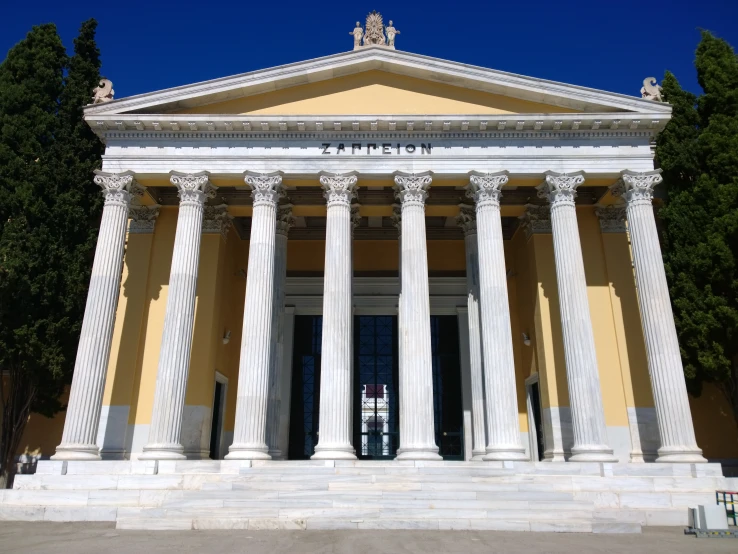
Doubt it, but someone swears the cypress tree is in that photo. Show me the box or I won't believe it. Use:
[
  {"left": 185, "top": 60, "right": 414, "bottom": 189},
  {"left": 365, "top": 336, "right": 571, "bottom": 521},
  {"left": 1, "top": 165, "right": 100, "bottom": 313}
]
[
  {"left": 659, "top": 31, "right": 738, "bottom": 427},
  {"left": 0, "top": 20, "right": 104, "bottom": 486}
]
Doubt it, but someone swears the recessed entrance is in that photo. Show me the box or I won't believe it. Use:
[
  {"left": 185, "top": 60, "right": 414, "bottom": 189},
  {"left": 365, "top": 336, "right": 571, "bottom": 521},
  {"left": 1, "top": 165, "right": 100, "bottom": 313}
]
[
  {"left": 287, "top": 314, "right": 463, "bottom": 460},
  {"left": 354, "top": 316, "right": 399, "bottom": 459}
]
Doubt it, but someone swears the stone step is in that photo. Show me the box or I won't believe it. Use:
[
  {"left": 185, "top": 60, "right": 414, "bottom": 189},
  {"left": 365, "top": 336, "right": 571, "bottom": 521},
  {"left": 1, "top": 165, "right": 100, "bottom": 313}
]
[{"left": 115, "top": 515, "right": 641, "bottom": 533}]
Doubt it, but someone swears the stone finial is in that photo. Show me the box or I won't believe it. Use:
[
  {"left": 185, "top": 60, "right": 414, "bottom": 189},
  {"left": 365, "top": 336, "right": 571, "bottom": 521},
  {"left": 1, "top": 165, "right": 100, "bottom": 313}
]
[
  {"left": 92, "top": 79, "right": 114, "bottom": 104},
  {"left": 595, "top": 206, "right": 627, "bottom": 233},
  {"left": 641, "top": 77, "right": 663, "bottom": 102},
  {"left": 518, "top": 204, "right": 552, "bottom": 239},
  {"left": 129, "top": 205, "right": 161, "bottom": 234}
]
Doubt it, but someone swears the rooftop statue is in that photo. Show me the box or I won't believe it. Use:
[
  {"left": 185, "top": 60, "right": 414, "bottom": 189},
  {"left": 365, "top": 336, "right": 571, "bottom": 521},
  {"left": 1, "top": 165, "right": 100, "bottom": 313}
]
[
  {"left": 92, "top": 79, "right": 114, "bottom": 104},
  {"left": 350, "top": 22, "right": 363, "bottom": 50},
  {"left": 349, "top": 11, "right": 399, "bottom": 50},
  {"left": 640, "top": 77, "right": 663, "bottom": 102}
]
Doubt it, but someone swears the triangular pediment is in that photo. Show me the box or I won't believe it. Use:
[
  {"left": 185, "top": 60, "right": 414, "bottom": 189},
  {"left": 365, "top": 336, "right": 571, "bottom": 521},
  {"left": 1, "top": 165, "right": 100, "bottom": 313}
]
[{"left": 85, "top": 47, "right": 671, "bottom": 118}]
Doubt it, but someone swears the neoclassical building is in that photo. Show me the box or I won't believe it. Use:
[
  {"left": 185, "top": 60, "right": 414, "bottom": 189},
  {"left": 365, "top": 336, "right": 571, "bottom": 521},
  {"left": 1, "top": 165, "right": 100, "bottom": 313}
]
[{"left": 6, "top": 17, "right": 738, "bottom": 532}]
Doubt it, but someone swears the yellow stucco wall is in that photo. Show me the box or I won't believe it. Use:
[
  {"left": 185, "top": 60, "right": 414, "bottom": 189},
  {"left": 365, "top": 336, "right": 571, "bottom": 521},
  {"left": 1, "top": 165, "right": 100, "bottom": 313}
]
[{"left": 176, "top": 71, "right": 579, "bottom": 116}]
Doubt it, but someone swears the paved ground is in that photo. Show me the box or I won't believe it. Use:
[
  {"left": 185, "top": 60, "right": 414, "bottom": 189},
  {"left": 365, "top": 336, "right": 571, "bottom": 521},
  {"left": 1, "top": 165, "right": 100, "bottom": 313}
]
[{"left": 0, "top": 523, "right": 735, "bottom": 553}]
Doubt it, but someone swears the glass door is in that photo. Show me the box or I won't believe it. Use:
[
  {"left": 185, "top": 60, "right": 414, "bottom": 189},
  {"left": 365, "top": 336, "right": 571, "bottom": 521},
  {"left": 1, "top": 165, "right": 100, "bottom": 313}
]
[{"left": 354, "top": 315, "right": 399, "bottom": 459}]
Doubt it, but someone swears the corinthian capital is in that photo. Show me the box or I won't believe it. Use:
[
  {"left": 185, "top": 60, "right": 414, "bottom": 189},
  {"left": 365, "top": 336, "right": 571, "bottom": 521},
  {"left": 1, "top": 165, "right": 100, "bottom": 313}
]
[
  {"left": 394, "top": 171, "right": 432, "bottom": 206},
  {"left": 93, "top": 170, "right": 144, "bottom": 206},
  {"left": 456, "top": 204, "right": 477, "bottom": 236},
  {"left": 595, "top": 206, "right": 627, "bottom": 233},
  {"left": 276, "top": 203, "right": 294, "bottom": 237},
  {"left": 468, "top": 170, "right": 509, "bottom": 207},
  {"left": 170, "top": 171, "right": 216, "bottom": 205},
  {"left": 202, "top": 204, "right": 234, "bottom": 240},
  {"left": 537, "top": 171, "right": 585, "bottom": 206},
  {"left": 244, "top": 171, "right": 283, "bottom": 207},
  {"left": 129, "top": 205, "right": 161, "bottom": 234},
  {"left": 518, "top": 204, "right": 552, "bottom": 239},
  {"left": 612, "top": 170, "right": 663, "bottom": 206},
  {"left": 319, "top": 172, "right": 358, "bottom": 207}
]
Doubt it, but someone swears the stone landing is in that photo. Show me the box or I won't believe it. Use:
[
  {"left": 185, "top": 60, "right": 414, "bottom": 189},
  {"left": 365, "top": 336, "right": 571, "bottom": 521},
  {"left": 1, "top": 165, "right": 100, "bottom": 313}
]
[{"left": 1, "top": 460, "right": 733, "bottom": 532}]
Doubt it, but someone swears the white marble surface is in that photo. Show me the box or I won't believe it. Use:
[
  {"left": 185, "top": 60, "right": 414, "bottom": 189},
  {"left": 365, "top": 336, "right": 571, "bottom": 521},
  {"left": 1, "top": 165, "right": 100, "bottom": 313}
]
[
  {"left": 227, "top": 173, "right": 282, "bottom": 460},
  {"left": 468, "top": 172, "right": 527, "bottom": 461},
  {"left": 312, "top": 174, "right": 358, "bottom": 460},
  {"left": 53, "top": 171, "right": 141, "bottom": 461},
  {"left": 141, "top": 172, "right": 215, "bottom": 460},
  {"left": 617, "top": 171, "right": 706, "bottom": 463},
  {"left": 394, "top": 173, "right": 441, "bottom": 461},
  {"left": 539, "top": 172, "right": 616, "bottom": 463}
]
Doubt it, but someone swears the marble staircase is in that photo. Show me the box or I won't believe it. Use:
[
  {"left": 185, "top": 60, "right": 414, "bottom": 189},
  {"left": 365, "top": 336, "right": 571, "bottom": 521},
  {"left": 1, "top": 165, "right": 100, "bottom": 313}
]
[{"left": 1, "top": 460, "right": 733, "bottom": 532}]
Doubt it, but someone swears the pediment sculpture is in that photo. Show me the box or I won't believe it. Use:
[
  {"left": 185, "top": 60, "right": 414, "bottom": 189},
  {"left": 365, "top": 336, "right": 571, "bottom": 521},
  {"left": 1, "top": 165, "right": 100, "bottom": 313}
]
[{"left": 349, "top": 11, "right": 400, "bottom": 50}]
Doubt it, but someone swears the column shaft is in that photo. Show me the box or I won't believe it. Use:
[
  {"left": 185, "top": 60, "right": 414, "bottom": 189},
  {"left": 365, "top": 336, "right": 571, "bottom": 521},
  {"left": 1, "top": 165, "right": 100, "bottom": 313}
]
[
  {"left": 618, "top": 171, "right": 705, "bottom": 463},
  {"left": 141, "top": 172, "right": 214, "bottom": 460},
  {"left": 394, "top": 173, "right": 441, "bottom": 460},
  {"left": 53, "top": 172, "right": 142, "bottom": 460},
  {"left": 265, "top": 206, "right": 292, "bottom": 459},
  {"left": 539, "top": 172, "right": 616, "bottom": 462},
  {"left": 312, "top": 174, "right": 357, "bottom": 459},
  {"left": 469, "top": 173, "right": 527, "bottom": 461},
  {"left": 457, "top": 206, "right": 487, "bottom": 459},
  {"left": 227, "top": 173, "right": 282, "bottom": 460}
]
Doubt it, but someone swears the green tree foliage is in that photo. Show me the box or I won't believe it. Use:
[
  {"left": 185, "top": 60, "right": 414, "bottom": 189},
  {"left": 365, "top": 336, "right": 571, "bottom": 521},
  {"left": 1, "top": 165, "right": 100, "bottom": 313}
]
[
  {"left": 0, "top": 20, "right": 103, "bottom": 486},
  {"left": 658, "top": 31, "right": 738, "bottom": 427}
]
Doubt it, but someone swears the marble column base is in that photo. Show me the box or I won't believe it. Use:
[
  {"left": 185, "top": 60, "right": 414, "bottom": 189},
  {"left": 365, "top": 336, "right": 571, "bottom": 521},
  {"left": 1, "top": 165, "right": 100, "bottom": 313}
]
[
  {"left": 225, "top": 445, "right": 271, "bottom": 461},
  {"left": 311, "top": 444, "right": 357, "bottom": 460},
  {"left": 483, "top": 446, "right": 528, "bottom": 462},
  {"left": 267, "top": 447, "right": 283, "bottom": 459},
  {"left": 51, "top": 445, "right": 101, "bottom": 461},
  {"left": 471, "top": 449, "right": 487, "bottom": 461},
  {"left": 655, "top": 446, "right": 707, "bottom": 463},
  {"left": 396, "top": 447, "right": 442, "bottom": 461},
  {"left": 569, "top": 445, "right": 618, "bottom": 463},
  {"left": 138, "top": 443, "right": 186, "bottom": 461}
]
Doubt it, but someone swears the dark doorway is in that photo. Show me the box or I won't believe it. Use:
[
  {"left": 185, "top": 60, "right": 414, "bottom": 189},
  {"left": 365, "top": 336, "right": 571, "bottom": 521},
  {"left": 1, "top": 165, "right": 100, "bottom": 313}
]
[
  {"left": 209, "top": 380, "right": 225, "bottom": 460},
  {"left": 354, "top": 316, "right": 399, "bottom": 459},
  {"left": 530, "top": 380, "right": 545, "bottom": 461},
  {"left": 287, "top": 315, "right": 323, "bottom": 459},
  {"left": 431, "top": 316, "right": 464, "bottom": 460}
]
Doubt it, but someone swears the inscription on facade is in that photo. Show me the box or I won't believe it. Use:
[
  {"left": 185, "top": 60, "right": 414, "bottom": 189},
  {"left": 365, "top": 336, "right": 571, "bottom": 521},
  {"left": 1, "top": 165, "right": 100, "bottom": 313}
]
[{"left": 321, "top": 143, "right": 432, "bottom": 155}]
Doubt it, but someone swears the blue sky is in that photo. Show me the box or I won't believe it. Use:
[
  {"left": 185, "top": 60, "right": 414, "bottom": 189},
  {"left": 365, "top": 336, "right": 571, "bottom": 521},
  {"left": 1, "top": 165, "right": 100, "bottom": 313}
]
[{"left": 2, "top": 0, "right": 737, "bottom": 100}]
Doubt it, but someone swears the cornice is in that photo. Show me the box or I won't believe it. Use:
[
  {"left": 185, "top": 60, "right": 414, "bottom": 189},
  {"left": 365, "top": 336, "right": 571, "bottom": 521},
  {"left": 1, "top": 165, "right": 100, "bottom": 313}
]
[{"left": 89, "top": 113, "right": 664, "bottom": 140}]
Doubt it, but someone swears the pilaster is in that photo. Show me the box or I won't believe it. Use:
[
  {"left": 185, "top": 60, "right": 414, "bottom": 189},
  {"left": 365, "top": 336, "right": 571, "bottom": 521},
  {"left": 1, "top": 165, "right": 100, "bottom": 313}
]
[{"left": 456, "top": 204, "right": 487, "bottom": 460}]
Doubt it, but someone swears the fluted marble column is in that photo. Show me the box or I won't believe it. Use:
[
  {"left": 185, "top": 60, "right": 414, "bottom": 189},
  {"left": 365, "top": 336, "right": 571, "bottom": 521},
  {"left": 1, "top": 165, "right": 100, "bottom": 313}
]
[
  {"left": 227, "top": 172, "right": 283, "bottom": 460},
  {"left": 468, "top": 172, "right": 527, "bottom": 461},
  {"left": 140, "top": 172, "right": 215, "bottom": 460},
  {"left": 456, "top": 204, "right": 487, "bottom": 460},
  {"left": 312, "top": 173, "right": 358, "bottom": 460},
  {"left": 265, "top": 203, "right": 293, "bottom": 459},
  {"left": 538, "top": 171, "right": 616, "bottom": 462},
  {"left": 53, "top": 171, "right": 143, "bottom": 460},
  {"left": 615, "top": 170, "right": 705, "bottom": 463},
  {"left": 394, "top": 172, "right": 441, "bottom": 460}
]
